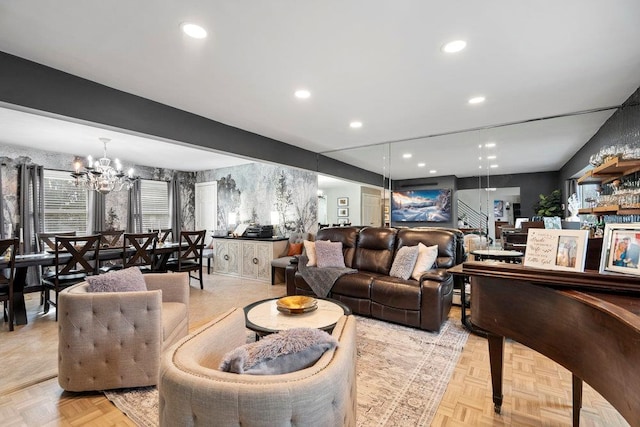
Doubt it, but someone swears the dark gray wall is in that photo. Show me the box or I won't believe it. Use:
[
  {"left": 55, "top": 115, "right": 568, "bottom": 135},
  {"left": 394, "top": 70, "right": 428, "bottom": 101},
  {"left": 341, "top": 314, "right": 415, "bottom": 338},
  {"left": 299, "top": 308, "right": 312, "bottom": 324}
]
[
  {"left": 457, "top": 172, "right": 559, "bottom": 218},
  {"left": 391, "top": 175, "right": 458, "bottom": 228},
  {"left": 0, "top": 51, "right": 381, "bottom": 187},
  {"left": 560, "top": 88, "right": 640, "bottom": 182}
]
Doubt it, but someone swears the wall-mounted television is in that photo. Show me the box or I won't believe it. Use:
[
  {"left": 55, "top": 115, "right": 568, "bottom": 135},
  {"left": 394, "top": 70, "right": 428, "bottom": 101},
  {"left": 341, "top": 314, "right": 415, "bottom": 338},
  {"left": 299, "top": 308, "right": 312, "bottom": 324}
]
[{"left": 391, "top": 189, "right": 451, "bottom": 223}]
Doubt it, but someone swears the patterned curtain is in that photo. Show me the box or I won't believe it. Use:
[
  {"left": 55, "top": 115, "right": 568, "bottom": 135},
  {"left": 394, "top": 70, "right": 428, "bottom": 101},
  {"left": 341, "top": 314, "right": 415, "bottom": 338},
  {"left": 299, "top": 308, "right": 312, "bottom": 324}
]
[
  {"left": 18, "top": 163, "right": 44, "bottom": 285},
  {"left": 127, "top": 179, "right": 142, "bottom": 233},
  {"left": 169, "top": 174, "right": 182, "bottom": 238},
  {"left": 0, "top": 163, "right": 4, "bottom": 239}
]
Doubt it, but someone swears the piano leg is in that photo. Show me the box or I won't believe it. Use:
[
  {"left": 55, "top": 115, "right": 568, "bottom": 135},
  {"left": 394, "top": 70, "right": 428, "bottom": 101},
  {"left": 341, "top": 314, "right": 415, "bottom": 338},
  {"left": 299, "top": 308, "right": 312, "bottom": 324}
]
[
  {"left": 572, "top": 374, "right": 583, "bottom": 427},
  {"left": 487, "top": 333, "right": 505, "bottom": 414}
]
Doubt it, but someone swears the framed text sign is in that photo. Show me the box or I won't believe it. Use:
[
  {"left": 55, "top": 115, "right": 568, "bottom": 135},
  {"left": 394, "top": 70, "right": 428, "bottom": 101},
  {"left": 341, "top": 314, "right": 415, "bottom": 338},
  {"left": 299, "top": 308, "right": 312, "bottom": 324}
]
[{"left": 523, "top": 228, "right": 589, "bottom": 272}]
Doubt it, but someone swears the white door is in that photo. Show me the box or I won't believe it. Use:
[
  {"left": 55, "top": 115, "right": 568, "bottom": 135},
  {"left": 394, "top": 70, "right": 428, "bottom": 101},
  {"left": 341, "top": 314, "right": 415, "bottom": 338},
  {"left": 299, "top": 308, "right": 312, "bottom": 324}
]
[
  {"left": 362, "top": 193, "right": 382, "bottom": 227},
  {"left": 195, "top": 181, "right": 217, "bottom": 246}
]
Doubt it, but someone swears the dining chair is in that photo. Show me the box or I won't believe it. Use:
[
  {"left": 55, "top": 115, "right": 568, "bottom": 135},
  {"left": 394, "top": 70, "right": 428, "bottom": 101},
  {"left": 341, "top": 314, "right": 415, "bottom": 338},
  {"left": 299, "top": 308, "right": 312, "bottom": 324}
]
[
  {"left": 166, "top": 230, "right": 205, "bottom": 289},
  {"left": 0, "top": 238, "right": 18, "bottom": 331},
  {"left": 95, "top": 229, "right": 125, "bottom": 248},
  {"left": 123, "top": 232, "right": 158, "bottom": 273},
  {"left": 149, "top": 228, "right": 172, "bottom": 243},
  {"left": 37, "top": 231, "right": 77, "bottom": 252},
  {"left": 42, "top": 234, "right": 101, "bottom": 320}
]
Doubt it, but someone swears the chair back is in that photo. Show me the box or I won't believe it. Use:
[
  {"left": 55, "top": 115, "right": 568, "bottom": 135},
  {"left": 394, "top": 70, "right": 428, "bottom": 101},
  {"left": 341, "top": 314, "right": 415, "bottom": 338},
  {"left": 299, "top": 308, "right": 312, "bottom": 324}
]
[
  {"left": 38, "top": 231, "right": 76, "bottom": 252},
  {"left": 0, "top": 238, "right": 18, "bottom": 330},
  {"left": 96, "top": 230, "right": 125, "bottom": 248},
  {"left": 177, "top": 230, "right": 205, "bottom": 265},
  {"left": 149, "top": 228, "right": 172, "bottom": 243},
  {"left": 124, "top": 232, "right": 157, "bottom": 268},
  {"left": 54, "top": 235, "right": 101, "bottom": 277}
]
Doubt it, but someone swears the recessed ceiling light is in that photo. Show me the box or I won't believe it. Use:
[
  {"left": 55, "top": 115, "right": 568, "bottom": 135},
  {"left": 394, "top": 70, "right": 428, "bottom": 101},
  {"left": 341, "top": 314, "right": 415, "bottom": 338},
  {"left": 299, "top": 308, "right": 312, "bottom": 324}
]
[
  {"left": 484, "top": 142, "right": 496, "bottom": 148},
  {"left": 349, "top": 121, "right": 363, "bottom": 129},
  {"left": 429, "top": 170, "right": 437, "bottom": 174},
  {"left": 181, "top": 23, "right": 207, "bottom": 39},
  {"left": 487, "top": 155, "right": 496, "bottom": 159},
  {"left": 417, "top": 163, "right": 426, "bottom": 167},
  {"left": 294, "top": 89, "right": 311, "bottom": 99},
  {"left": 441, "top": 40, "right": 467, "bottom": 53},
  {"left": 468, "top": 96, "right": 485, "bottom": 105},
  {"left": 402, "top": 153, "right": 412, "bottom": 159},
  {"left": 490, "top": 164, "right": 499, "bottom": 168}
]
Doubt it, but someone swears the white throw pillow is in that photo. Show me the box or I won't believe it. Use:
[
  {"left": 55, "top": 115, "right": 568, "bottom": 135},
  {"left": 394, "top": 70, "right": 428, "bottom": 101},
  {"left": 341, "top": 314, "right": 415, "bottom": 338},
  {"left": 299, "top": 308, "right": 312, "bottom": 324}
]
[
  {"left": 411, "top": 243, "right": 439, "bottom": 281},
  {"left": 303, "top": 240, "right": 318, "bottom": 266}
]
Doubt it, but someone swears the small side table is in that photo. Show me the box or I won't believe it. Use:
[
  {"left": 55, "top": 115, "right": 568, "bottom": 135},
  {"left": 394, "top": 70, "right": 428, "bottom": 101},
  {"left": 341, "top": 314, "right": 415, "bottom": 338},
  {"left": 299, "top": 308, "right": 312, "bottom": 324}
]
[{"left": 244, "top": 297, "right": 351, "bottom": 337}]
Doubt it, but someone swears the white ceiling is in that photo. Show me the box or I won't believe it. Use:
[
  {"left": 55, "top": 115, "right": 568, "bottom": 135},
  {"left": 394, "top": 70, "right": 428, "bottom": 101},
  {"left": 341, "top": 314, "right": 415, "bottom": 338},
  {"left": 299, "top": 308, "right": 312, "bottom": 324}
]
[{"left": 0, "top": 1, "right": 639, "bottom": 179}]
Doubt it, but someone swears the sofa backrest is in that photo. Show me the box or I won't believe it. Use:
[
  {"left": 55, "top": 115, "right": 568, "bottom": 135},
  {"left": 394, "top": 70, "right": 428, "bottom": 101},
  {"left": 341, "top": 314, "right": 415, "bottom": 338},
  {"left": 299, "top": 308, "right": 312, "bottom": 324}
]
[
  {"left": 316, "top": 227, "right": 360, "bottom": 267},
  {"left": 396, "top": 227, "right": 462, "bottom": 269},
  {"left": 352, "top": 227, "right": 397, "bottom": 274}
]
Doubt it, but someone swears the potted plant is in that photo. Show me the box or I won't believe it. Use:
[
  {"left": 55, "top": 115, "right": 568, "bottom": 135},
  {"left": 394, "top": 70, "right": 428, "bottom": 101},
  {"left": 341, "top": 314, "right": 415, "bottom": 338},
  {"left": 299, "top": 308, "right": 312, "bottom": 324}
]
[{"left": 533, "top": 189, "right": 563, "bottom": 218}]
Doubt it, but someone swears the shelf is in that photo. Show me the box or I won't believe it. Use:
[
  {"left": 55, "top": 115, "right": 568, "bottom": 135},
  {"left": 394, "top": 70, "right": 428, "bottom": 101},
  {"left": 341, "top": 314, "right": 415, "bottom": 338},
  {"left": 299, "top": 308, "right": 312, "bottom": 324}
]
[
  {"left": 578, "top": 206, "right": 640, "bottom": 216},
  {"left": 578, "top": 156, "right": 640, "bottom": 185}
]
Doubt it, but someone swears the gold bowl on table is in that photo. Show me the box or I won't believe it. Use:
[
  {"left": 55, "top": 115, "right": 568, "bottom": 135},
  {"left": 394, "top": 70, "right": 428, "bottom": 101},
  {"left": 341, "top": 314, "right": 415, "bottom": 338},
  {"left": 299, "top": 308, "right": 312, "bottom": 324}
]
[{"left": 276, "top": 296, "right": 318, "bottom": 315}]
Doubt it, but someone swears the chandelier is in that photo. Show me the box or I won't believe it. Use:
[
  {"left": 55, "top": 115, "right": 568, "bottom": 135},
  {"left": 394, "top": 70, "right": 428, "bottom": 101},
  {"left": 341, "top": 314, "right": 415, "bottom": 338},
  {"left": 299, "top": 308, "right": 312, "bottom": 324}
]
[{"left": 71, "top": 137, "right": 135, "bottom": 194}]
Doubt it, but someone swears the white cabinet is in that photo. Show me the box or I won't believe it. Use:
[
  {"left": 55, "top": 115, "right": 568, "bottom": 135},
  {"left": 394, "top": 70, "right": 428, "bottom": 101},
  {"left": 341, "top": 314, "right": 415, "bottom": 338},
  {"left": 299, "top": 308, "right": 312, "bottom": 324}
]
[
  {"left": 214, "top": 239, "right": 240, "bottom": 275},
  {"left": 213, "top": 238, "right": 287, "bottom": 283}
]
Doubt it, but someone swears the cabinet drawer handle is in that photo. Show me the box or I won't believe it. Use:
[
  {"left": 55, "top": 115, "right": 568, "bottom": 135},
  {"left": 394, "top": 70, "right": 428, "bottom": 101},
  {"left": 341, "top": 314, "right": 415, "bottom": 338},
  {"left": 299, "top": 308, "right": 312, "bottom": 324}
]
[
  {"left": 253, "top": 257, "right": 259, "bottom": 264},
  {"left": 224, "top": 254, "right": 229, "bottom": 261}
]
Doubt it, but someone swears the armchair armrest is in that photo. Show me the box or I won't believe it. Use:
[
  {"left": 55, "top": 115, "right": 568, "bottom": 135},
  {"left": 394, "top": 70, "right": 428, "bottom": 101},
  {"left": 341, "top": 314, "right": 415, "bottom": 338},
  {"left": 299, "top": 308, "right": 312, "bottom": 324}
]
[
  {"left": 418, "top": 268, "right": 450, "bottom": 283},
  {"left": 144, "top": 272, "right": 189, "bottom": 305}
]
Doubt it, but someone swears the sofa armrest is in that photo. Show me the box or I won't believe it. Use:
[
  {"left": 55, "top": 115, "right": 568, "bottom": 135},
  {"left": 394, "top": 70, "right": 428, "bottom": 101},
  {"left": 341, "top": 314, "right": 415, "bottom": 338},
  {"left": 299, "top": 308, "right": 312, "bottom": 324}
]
[
  {"left": 285, "top": 262, "right": 300, "bottom": 295},
  {"left": 145, "top": 272, "right": 189, "bottom": 305},
  {"left": 418, "top": 268, "right": 450, "bottom": 283}
]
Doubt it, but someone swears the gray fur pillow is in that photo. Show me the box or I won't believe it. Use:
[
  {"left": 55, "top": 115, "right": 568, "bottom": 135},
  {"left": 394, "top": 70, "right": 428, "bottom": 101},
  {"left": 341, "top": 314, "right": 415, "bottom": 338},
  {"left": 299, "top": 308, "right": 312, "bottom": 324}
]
[
  {"left": 86, "top": 267, "right": 147, "bottom": 292},
  {"left": 389, "top": 245, "right": 419, "bottom": 280},
  {"left": 219, "top": 327, "right": 338, "bottom": 375}
]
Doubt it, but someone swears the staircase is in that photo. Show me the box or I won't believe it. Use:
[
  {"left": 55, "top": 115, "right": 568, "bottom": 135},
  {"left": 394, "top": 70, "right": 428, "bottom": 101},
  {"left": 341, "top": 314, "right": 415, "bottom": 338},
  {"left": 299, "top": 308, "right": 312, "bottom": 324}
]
[{"left": 457, "top": 199, "right": 488, "bottom": 237}]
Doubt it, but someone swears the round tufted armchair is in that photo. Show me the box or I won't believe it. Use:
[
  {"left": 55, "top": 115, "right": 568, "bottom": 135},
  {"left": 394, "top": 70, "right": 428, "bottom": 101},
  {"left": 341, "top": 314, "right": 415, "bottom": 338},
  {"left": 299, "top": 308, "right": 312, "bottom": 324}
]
[{"left": 159, "top": 307, "right": 357, "bottom": 427}]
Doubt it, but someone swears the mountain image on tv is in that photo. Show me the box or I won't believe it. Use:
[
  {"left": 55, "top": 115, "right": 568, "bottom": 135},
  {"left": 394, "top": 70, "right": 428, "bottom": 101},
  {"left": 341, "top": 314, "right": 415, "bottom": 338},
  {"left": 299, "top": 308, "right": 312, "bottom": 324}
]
[{"left": 391, "top": 189, "right": 451, "bottom": 222}]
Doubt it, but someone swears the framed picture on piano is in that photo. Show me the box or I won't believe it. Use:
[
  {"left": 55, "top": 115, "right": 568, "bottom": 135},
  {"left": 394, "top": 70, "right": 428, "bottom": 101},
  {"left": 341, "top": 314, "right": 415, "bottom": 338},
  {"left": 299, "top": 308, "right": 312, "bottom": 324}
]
[{"left": 600, "top": 223, "right": 640, "bottom": 276}]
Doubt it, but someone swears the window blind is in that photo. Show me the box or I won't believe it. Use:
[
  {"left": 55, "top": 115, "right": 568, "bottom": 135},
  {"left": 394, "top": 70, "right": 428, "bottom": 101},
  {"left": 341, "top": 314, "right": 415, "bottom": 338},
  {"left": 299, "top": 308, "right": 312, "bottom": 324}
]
[
  {"left": 43, "top": 170, "right": 88, "bottom": 233},
  {"left": 141, "top": 179, "right": 169, "bottom": 231}
]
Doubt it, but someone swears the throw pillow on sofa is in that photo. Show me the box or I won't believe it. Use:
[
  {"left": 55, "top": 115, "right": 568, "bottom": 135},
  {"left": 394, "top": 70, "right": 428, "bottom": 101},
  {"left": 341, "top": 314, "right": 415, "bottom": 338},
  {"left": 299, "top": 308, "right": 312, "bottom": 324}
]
[
  {"left": 389, "top": 245, "right": 419, "bottom": 280},
  {"left": 287, "top": 242, "right": 303, "bottom": 256},
  {"left": 86, "top": 267, "right": 147, "bottom": 293},
  {"left": 315, "top": 240, "right": 346, "bottom": 268},
  {"left": 411, "top": 243, "right": 439, "bottom": 281},
  {"left": 219, "top": 327, "right": 338, "bottom": 375},
  {"left": 303, "top": 240, "right": 318, "bottom": 266}
]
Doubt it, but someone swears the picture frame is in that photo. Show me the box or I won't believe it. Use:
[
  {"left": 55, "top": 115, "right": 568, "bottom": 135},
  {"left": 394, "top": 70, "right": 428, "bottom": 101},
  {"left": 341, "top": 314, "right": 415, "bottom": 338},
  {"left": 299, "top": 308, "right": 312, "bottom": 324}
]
[
  {"left": 337, "top": 197, "right": 349, "bottom": 207},
  {"left": 523, "top": 228, "right": 589, "bottom": 272},
  {"left": 338, "top": 208, "right": 349, "bottom": 217},
  {"left": 338, "top": 218, "right": 350, "bottom": 225},
  {"left": 600, "top": 223, "right": 640, "bottom": 276}
]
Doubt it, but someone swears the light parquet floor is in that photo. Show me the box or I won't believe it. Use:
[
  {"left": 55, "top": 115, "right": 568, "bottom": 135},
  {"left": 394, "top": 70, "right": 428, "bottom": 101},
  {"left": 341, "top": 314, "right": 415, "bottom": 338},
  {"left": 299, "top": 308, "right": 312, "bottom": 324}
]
[{"left": 0, "top": 274, "right": 631, "bottom": 426}]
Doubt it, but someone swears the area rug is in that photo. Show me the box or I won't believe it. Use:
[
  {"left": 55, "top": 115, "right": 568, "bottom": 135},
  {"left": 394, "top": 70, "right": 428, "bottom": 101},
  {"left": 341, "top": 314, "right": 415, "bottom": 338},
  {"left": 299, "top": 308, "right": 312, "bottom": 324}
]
[{"left": 104, "top": 316, "right": 468, "bottom": 427}]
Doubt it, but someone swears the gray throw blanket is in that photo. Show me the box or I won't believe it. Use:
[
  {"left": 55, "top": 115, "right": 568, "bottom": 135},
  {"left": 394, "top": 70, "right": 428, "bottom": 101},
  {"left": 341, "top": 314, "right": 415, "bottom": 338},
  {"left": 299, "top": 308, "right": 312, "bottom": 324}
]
[{"left": 297, "top": 255, "right": 357, "bottom": 297}]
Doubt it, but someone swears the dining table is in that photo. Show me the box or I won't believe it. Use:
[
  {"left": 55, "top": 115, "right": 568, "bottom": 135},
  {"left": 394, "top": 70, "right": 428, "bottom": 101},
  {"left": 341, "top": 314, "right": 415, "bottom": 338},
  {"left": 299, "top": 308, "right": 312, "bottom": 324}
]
[{"left": 0, "top": 241, "right": 189, "bottom": 326}]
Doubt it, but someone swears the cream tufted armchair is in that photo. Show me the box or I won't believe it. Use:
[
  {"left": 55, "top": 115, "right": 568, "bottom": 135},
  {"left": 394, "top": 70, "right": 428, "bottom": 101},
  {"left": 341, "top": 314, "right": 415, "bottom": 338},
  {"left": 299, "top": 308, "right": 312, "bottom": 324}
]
[
  {"left": 57, "top": 272, "right": 189, "bottom": 392},
  {"left": 159, "top": 308, "right": 357, "bottom": 427}
]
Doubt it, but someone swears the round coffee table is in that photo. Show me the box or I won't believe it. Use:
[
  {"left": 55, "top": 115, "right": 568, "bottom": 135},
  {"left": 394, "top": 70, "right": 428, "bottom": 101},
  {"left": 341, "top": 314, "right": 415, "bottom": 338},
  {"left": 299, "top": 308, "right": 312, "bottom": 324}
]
[{"left": 244, "top": 297, "right": 351, "bottom": 336}]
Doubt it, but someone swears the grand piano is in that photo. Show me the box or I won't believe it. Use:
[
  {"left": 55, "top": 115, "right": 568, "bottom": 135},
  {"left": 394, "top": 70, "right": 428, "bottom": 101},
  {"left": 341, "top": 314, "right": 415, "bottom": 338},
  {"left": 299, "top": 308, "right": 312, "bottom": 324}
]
[{"left": 458, "top": 261, "right": 640, "bottom": 427}]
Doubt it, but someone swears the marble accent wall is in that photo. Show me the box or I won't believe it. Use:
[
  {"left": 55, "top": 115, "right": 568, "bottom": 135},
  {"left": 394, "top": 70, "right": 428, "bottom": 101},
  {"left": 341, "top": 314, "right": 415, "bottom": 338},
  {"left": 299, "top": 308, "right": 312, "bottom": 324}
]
[{"left": 198, "top": 163, "right": 318, "bottom": 236}]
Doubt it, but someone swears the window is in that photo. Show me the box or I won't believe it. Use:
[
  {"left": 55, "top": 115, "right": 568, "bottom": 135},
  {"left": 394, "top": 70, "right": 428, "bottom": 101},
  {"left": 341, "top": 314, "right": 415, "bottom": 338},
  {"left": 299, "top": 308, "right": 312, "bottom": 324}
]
[
  {"left": 43, "top": 169, "right": 88, "bottom": 233},
  {"left": 141, "top": 179, "right": 169, "bottom": 231}
]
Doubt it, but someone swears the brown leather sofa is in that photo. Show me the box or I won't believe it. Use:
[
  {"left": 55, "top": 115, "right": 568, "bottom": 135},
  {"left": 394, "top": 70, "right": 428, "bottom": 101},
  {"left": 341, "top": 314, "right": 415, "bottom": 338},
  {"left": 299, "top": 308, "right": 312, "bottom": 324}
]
[{"left": 286, "top": 226, "right": 464, "bottom": 332}]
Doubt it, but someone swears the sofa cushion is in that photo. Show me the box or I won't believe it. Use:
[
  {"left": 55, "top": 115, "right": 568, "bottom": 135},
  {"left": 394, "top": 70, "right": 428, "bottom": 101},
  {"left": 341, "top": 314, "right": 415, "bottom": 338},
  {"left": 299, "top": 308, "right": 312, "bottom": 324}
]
[
  {"left": 86, "top": 267, "right": 147, "bottom": 293},
  {"left": 315, "top": 240, "right": 346, "bottom": 268},
  {"left": 219, "top": 327, "right": 338, "bottom": 375},
  {"left": 389, "top": 245, "right": 419, "bottom": 280},
  {"left": 397, "top": 228, "right": 458, "bottom": 268},
  {"left": 371, "top": 276, "right": 422, "bottom": 310},
  {"left": 352, "top": 227, "right": 397, "bottom": 274},
  {"left": 411, "top": 243, "right": 438, "bottom": 281},
  {"left": 331, "top": 271, "right": 381, "bottom": 298}
]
